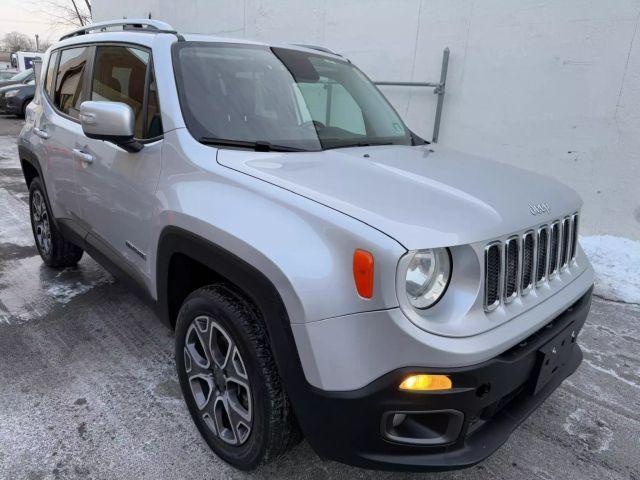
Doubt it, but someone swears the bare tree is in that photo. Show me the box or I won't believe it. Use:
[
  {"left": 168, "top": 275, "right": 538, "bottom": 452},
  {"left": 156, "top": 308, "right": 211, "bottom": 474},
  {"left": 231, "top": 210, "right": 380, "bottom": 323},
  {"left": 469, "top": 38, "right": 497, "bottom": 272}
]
[
  {"left": 36, "top": 0, "right": 91, "bottom": 29},
  {"left": 2, "top": 32, "right": 35, "bottom": 52},
  {"left": 39, "top": 40, "right": 53, "bottom": 52}
]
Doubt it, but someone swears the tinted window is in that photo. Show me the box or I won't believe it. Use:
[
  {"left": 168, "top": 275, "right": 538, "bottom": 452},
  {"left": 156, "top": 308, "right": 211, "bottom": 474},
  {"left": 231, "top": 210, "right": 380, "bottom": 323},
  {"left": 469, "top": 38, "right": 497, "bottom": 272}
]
[
  {"left": 145, "top": 66, "right": 163, "bottom": 138},
  {"left": 91, "top": 46, "right": 150, "bottom": 138},
  {"left": 45, "top": 51, "right": 59, "bottom": 99},
  {"left": 55, "top": 47, "right": 90, "bottom": 119}
]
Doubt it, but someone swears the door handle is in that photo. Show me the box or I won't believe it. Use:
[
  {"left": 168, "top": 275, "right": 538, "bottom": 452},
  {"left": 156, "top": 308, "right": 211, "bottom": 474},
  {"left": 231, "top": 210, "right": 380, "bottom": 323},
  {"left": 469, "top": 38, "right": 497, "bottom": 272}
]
[
  {"left": 73, "top": 149, "right": 93, "bottom": 164},
  {"left": 34, "top": 127, "right": 49, "bottom": 139}
]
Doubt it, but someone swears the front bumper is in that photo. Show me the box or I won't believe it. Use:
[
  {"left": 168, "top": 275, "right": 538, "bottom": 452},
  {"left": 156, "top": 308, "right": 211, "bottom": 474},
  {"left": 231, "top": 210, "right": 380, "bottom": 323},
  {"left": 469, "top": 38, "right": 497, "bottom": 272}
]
[
  {"left": 295, "top": 287, "right": 592, "bottom": 471},
  {"left": 0, "top": 94, "right": 20, "bottom": 114}
]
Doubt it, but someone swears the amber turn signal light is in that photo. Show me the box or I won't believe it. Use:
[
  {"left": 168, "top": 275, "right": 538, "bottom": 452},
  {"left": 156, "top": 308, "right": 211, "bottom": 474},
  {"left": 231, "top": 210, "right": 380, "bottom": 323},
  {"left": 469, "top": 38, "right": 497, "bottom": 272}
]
[
  {"left": 399, "top": 374, "right": 452, "bottom": 391},
  {"left": 353, "top": 249, "right": 374, "bottom": 299}
]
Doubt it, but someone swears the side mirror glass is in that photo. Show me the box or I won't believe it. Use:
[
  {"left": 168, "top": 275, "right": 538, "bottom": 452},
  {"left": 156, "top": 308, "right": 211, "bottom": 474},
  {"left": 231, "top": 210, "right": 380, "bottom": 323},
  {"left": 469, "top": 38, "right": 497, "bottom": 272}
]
[{"left": 79, "top": 101, "right": 143, "bottom": 152}]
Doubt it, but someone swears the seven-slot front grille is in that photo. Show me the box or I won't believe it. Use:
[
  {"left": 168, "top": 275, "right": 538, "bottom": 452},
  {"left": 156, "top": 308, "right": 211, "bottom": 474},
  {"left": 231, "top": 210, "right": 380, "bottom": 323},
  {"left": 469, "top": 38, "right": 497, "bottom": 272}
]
[{"left": 483, "top": 213, "right": 579, "bottom": 312}]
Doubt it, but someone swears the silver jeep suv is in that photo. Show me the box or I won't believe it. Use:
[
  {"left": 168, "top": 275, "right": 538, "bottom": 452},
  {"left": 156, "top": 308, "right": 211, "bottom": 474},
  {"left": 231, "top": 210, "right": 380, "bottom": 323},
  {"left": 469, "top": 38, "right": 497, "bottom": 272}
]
[{"left": 18, "top": 19, "right": 594, "bottom": 471}]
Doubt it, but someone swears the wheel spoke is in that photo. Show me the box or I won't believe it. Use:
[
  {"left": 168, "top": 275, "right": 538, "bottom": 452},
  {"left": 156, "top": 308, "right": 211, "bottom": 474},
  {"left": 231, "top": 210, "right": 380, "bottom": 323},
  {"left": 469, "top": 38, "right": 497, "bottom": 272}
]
[
  {"left": 185, "top": 317, "right": 213, "bottom": 369},
  {"left": 225, "top": 384, "right": 251, "bottom": 423},
  {"left": 188, "top": 372, "right": 215, "bottom": 410},
  {"left": 183, "top": 346, "right": 212, "bottom": 377},
  {"left": 226, "top": 346, "right": 248, "bottom": 382},
  {"left": 213, "top": 394, "right": 237, "bottom": 444},
  {"left": 209, "top": 321, "right": 233, "bottom": 369},
  {"left": 32, "top": 193, "right": 42, "bottom": 221},
  {"left": 223, "top": 392, "right": 251, "bottom": 444},
  {"left": 212, "top": 393, "right": 250, "bottom": 445}
]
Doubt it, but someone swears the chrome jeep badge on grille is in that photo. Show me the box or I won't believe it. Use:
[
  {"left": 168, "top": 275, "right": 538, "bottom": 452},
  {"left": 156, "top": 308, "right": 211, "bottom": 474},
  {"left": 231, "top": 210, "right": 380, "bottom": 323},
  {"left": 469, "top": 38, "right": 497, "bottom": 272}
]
[{"left": 529, "top": 202, "right": 550, "bottom": 216}]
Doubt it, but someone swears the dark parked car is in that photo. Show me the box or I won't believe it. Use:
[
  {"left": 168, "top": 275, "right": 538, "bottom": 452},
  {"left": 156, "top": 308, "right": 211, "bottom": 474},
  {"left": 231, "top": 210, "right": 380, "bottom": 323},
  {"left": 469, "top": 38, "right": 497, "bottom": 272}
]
[
  {"left": 0, "top": 79, "right": 35, "bottom": 117},
  {"left": 0, "top": 68, "right": 34, "bottom": 88}
]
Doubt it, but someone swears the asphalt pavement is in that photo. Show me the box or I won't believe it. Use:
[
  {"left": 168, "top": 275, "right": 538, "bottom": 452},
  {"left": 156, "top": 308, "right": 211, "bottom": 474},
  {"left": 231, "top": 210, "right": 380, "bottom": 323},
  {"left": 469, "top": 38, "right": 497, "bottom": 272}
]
[{"left": 0, "top": 116, "right": 638, "bottom": 479}]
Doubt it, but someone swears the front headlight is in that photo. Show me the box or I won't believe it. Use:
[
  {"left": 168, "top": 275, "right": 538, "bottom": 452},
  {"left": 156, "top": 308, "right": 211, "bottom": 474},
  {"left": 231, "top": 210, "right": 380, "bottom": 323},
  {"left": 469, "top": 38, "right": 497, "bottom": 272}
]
[
  {"left": 4, "top": 89, "right": 19, "bottom": 98},
  {"left": 404, "top": 248, "right": 451, "bottom": 309}
]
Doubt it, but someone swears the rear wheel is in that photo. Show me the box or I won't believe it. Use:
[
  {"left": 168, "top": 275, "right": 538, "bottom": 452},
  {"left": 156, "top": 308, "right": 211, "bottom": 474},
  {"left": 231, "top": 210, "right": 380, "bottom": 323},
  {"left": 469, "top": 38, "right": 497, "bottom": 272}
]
[
  {"left": 19, "top": 100, "right": 31, "bottom": 118},
  {"left": 175, "top": 285, "right": 301, "bottom": 470},
  {"left": 29, "top": 177, "right": 84, "bottom": 267}
]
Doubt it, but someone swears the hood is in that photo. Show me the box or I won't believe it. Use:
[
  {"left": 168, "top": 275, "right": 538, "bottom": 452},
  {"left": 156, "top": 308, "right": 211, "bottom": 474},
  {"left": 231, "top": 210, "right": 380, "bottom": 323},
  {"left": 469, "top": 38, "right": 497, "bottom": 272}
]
[
  {"left": 0, "top": 79, "right": 23, "bottom": 88},
  {"left": 0, "top": 83, "right": 33, "bottom": 94},
  {"left": 217, "top": 144, "right": 582, "bottom": 250}
]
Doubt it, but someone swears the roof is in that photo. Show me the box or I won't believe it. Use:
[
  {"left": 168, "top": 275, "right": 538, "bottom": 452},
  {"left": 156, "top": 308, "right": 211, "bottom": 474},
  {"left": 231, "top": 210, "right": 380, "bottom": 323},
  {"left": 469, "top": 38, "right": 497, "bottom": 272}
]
[{"left": 55, "top": 18, "right": 342, "bottom": 58}]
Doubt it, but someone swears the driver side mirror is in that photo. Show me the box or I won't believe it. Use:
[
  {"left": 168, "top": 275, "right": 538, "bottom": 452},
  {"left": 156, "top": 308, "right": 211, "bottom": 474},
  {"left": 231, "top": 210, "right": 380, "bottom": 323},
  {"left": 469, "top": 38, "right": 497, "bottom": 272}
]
[{"left": 79, "top": 101, "right": 143, "bottom": 153}]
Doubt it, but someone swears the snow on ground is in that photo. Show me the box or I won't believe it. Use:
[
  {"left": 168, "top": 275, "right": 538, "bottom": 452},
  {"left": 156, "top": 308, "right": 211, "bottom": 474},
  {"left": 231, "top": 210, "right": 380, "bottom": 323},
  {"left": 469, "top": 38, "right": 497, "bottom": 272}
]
[
  {"left": 46, "top": 272, "right": 113, "bottom": 305},
  {"left": 0, "top": 135, "right": 18, "bottom": 167},
  {"left": 0, "top": 188, "right": 33, "bottom": 247},
  {"left": 581, "top": 235, "right": 640, "bottom": 305}
]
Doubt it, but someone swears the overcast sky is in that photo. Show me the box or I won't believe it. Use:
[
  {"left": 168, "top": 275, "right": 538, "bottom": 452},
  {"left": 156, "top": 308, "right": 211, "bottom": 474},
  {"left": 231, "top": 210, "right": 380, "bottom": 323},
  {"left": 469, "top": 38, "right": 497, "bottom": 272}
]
[{"left": 0, "top": 0, "right": 74, "bottom": 46}]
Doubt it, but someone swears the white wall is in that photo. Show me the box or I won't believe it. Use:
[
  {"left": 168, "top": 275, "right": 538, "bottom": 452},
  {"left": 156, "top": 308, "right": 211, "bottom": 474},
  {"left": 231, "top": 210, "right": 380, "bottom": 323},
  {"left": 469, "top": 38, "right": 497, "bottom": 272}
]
[{"left": 94, "top": 0, "right": 640, "bottom": 240}]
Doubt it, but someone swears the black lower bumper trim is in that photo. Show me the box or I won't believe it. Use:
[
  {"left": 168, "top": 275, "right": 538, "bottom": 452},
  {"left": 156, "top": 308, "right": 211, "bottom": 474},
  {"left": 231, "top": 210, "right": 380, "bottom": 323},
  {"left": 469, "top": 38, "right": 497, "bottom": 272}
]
[{"left": 293, "top": 287, "right": 593, "bottom": 471}]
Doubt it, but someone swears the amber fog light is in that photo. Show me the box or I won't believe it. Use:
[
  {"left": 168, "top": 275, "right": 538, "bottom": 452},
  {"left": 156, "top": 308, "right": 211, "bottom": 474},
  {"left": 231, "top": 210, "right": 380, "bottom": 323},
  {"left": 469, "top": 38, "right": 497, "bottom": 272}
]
[{"left": 399, "top": 374, "right": 452, "bottom": 391}]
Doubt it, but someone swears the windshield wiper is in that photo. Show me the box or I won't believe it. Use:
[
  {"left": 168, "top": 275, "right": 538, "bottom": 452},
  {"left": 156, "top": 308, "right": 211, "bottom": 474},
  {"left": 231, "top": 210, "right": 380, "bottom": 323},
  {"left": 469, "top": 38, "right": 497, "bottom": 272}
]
[
  {"left": 323, "top": 141, "right": 395, "bottom": 150},
  {"left": 198, "top": 137, "right": 307, "bottom": 152}
]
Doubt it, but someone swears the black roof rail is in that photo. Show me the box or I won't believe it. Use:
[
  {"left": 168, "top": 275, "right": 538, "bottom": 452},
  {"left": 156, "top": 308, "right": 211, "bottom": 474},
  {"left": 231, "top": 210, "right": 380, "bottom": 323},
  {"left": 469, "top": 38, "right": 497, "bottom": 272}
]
[{"left": 59, "top": 19, "right": 176, "bottom": 41}]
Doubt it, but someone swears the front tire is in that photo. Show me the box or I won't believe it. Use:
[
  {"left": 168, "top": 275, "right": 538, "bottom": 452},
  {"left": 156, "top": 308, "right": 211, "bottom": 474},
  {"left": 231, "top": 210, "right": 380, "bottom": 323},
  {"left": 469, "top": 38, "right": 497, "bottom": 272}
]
[
  {"left": 29, "top": 177, "right": 84, "bottom": 267},
  {"left": 175, "top": 285, "right": 300, "bottom": 470}
]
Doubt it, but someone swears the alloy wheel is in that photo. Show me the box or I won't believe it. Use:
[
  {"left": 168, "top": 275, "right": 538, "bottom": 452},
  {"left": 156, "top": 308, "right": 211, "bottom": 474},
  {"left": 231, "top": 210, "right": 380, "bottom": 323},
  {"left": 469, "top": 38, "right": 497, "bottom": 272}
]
[
  {"left": 31, "top": 190, "right": 51, "bottom": 255},
  {"left": 184, "top": 315, "right": 253, "bottom": 445}
]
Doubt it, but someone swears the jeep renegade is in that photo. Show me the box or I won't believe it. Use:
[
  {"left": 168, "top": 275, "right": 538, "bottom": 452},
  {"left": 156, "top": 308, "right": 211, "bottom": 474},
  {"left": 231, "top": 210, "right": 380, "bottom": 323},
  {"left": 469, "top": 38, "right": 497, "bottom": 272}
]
[{"left": 18, "top": 19, "right": 594, "bottom": 471}]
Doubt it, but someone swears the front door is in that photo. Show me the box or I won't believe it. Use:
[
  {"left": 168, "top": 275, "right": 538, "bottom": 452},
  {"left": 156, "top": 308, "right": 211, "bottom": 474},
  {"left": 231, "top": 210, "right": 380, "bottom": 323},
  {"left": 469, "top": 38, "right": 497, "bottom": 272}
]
[{"left": 75, "top": 45, "right": 164, "bottom": 281}]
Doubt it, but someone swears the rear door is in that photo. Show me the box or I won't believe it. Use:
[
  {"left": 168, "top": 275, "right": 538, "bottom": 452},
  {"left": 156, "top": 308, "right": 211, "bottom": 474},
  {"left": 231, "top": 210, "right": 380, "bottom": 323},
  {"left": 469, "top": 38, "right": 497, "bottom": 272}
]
[
  {"left": 36, "top": 46, "right": 92, "bottom": 223},
  {"left": 75, "top": 44, "right": 163, "bottom": 281}
]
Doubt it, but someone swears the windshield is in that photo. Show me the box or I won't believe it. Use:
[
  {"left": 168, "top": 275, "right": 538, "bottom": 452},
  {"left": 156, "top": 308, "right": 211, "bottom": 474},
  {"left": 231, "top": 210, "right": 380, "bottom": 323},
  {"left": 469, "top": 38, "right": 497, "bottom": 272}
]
[
  {"left": 10, "top": 69, "right": 33, "bottom": 82},
  {"left": 172, "top": 42, "right": 414, "bottom": 151}
]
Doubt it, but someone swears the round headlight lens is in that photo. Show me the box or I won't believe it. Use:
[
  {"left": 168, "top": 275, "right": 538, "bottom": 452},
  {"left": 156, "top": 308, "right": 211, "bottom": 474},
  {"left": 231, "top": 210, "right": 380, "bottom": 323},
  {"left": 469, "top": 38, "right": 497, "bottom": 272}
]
[{"left": 405, "top": 248, "right": 451, "bottom": 309}]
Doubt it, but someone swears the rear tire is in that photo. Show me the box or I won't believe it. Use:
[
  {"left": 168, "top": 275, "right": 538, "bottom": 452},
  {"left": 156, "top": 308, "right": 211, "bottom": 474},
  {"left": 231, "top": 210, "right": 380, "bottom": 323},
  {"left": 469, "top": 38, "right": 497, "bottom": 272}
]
[
  {"left": 175, "top": 284, "right": 301, "bottom": 470},
  {"left": 29, "top": 177, "right": 84, "bottom": 267},
  {"left": 19, "top": 100, "right": 30, "bottom": 118}
]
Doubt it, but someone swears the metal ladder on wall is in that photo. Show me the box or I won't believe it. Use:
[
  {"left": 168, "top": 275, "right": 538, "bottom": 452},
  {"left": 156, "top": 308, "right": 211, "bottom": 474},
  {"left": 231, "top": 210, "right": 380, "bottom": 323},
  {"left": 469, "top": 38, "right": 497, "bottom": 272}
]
[{"left": 375, "top": 47, "right": 450, "bottom": 143}]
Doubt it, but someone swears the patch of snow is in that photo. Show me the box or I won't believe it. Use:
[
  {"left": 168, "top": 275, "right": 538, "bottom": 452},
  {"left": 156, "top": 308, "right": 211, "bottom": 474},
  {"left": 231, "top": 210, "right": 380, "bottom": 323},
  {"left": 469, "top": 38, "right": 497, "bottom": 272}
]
[
  {"left": 583, "top": 358, "right": 640, "bottom": 390},
  {"left": 0, "top": 255, "right": 114, "bottom": 325},
  {"left": 46, "top": 274, "right": 113, "bottom": 305},
  {"left": 0, "top": 135, "right": 19, "bottom": 168},
  {"left": 581, "top": 235, "right": 640, "bottom": 305},
  {"left": 563, "top": 408, "right": 614, "bottom": 453},
  {"left": 0, "top": 188, "right": 33, "bottom": 247}
]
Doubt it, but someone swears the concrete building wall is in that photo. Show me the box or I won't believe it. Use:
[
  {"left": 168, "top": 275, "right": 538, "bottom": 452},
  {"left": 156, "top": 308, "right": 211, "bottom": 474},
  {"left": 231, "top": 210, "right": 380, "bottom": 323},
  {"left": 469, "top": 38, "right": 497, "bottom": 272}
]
[{"left": 93, "top": 0, "right": 640, "bottom": 240}]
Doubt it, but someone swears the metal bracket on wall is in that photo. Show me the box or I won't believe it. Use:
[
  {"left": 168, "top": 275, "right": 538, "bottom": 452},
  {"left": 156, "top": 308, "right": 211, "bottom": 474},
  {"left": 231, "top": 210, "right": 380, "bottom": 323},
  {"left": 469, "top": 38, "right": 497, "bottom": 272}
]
[{"left": 374, "top": 47, "right": 450, "bottom": 143}]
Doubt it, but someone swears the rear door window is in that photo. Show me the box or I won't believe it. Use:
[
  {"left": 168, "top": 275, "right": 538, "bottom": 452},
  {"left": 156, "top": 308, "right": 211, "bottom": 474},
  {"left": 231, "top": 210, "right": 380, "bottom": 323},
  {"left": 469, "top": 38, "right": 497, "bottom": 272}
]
[{"left": 54, "top": 47, "right": 91, "bottom": 119}]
